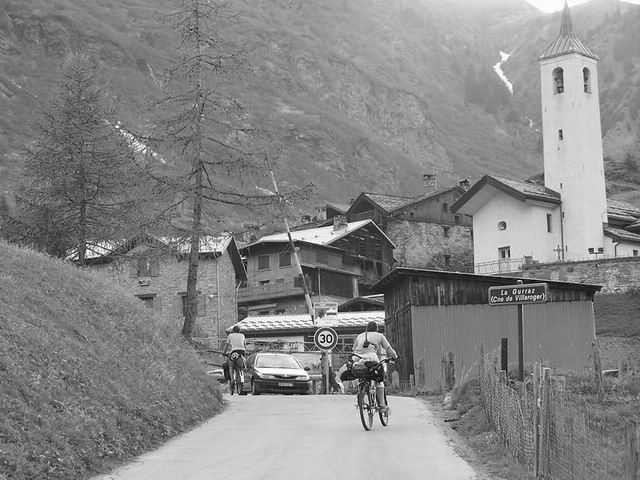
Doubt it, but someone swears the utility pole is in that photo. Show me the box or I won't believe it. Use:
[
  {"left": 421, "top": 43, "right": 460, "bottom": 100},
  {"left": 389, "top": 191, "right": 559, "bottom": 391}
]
[{"left": 270, "top": 171, "right": 315, "bottom": 323}]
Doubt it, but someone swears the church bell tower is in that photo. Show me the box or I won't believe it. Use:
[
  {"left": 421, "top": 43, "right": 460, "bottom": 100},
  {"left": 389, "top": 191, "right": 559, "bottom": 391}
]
[{"left": 539, "top": 1, "right": 607, "bottom": 260}]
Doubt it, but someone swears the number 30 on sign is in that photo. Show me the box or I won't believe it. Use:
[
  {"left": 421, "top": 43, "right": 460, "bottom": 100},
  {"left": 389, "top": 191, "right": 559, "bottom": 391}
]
[{"left": 314, "top": 327, "right": 338, "bottom": 351}]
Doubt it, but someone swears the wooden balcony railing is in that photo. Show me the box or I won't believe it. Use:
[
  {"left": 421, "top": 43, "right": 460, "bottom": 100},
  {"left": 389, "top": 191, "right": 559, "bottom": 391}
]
[
  {"left": 474, "top": 258, "right": 524, "bottom": 275},
  {"left": 238, "top": 279, "right": 306, "bottom": 303}
]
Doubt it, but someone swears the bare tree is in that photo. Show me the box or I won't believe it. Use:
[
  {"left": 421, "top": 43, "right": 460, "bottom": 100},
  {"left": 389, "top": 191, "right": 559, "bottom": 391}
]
[
  {"left": 148, "top": 0, "right": 311, "bottom": 339},
  {"left": 5, "top": 53, "right": 148, "bottom": 263}
]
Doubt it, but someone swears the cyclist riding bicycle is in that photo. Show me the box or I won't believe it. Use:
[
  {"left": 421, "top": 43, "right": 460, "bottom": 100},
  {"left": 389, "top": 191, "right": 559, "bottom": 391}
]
[
  {"left": 349, "top": 321, "right": 398, "bottom": 411},
  {"left": 224, "top": 325, "right": 246, "bottom": 389}
]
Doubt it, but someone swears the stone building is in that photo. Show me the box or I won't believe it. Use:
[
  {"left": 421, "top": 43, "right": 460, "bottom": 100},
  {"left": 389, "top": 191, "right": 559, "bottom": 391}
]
[{"left": 77, "top": 234, "right": 246, "bottom": 342}]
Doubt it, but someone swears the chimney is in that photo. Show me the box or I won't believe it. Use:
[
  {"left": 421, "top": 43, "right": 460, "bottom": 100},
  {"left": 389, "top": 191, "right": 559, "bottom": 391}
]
[
  {"left": 459, "top": 178, "right": 470, "bottom": 190},
  {"left": 350, "top": 198, "right": 354, "bottom": 205},
  {"left": 423, "top": 172, "right": 437, "bottom": 195},
  {"left": 333, "top": 214, "right": 348, "bottom": 231},
  {"left": 315, "top": 206, "right": 327, "bottom": 221}
]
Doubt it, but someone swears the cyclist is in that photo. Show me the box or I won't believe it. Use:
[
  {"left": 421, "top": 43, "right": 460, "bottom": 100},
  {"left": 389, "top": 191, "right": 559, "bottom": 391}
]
[
  {"left": 351, "top": 320, "right": 398, "bottom": 410},
  {"left": 224, "top": 325, "right": 246, "bottom": 393}
]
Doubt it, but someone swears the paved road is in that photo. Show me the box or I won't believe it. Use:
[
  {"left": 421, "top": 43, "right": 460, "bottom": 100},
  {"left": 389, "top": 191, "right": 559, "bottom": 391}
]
[{"left": 93, "top": 394, "right": 481, "bottom": 480}]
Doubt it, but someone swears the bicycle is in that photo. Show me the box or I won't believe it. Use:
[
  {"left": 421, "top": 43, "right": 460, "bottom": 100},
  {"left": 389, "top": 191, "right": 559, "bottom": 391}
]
[
  {"left": 225, "top": 352, "right": 247, "bottom": 396},
  {"left": 349, "top": 354, "right": 395, "bottom": 431}
]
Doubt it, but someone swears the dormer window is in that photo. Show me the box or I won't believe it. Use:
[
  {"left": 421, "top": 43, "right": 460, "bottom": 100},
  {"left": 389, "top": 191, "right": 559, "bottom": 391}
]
[
  {"left": 553, "top": 67, "right": 564, "bottom": 94},
  {"left": 583, "top": 67, "right": 591, "bottom": 93},
  {"left": 498, "top": 221, "right": 507, "bottom": 231}
]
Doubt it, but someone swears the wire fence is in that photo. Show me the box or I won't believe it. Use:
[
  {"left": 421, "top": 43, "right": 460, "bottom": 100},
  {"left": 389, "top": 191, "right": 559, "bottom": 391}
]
[{"left": 479, "top": 347, "right": 639, "bottom": 479}]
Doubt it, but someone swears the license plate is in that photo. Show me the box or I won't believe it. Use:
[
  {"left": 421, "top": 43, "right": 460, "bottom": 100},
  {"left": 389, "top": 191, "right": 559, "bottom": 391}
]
[{"left": 278, "top": 382, "right": 293, "bottom": 387}]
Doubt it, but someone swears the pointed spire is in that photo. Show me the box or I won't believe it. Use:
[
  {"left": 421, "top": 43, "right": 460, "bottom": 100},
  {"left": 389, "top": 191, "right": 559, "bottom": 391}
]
[
  {"left": 559, "top": 1, "right": 574, "bottom": 37},
  {"left": 539, "top": 2, "right": 597, "bottom": 61}
]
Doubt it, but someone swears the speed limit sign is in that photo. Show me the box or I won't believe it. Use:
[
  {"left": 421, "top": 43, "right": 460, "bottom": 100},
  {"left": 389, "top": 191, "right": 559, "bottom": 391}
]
[{"left": 314, "top": 326, "right": 338, "bottom": 351}]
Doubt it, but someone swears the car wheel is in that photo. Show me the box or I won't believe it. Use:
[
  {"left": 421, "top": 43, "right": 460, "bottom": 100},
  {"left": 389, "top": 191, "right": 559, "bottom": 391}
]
[{"left": 251, "top": 380, "right": 261, "bottom": 396}]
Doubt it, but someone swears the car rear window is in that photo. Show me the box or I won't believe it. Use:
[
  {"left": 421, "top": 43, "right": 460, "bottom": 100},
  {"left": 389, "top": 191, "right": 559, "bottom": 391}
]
[{"left": 256, "top": 355, "right": 301, "bottom": 369}]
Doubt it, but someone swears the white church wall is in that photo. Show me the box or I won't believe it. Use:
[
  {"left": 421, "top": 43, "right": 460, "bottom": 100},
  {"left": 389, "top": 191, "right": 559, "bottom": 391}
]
[{"left": 473, "top": 192, "right": 561, "bottom": 267}]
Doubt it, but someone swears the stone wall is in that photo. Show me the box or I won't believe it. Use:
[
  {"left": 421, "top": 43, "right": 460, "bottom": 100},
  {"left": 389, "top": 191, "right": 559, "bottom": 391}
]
[
  {"left": 387, "top": 220, "right": 474, "bottom": 272},
  {"left": 91, "top": 247, "right": 239, "bottom": 342},
  {"left": 523, "top": 256, "right": 640, "bottom": 293}
]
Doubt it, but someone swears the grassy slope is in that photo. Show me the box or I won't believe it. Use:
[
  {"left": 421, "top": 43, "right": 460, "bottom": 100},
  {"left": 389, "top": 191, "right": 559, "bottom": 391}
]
[
  {"left": 0, "top": 241, "right": 224, "bottom": 480},
  {"left": 594, "top": 289, "right": 640, "bottom": 337}
]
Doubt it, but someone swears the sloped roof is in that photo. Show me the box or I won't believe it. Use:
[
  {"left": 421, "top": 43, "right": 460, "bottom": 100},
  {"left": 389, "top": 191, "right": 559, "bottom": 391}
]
[
  {"left": 229, "top": 311, "right": 386, "bottom": 334},
  {"left": 604, "top": 227, "right": 640, "bottom": 244},
  {"left": 451, "top": 175, "right": 561, "bottom": 215},
  {"left": 607, "top": 199, "right": 640, "bottom": 223},
  {"left": 68, "top": 234, "right": 247, "bottom": 281},
  {"left": 362, "top": 193, "right": 416, "bottom": 213},
  {"left": 338, "top": 294, "right": 385, "bottom": 312},
  {"left": 244, "top": 219, "right": 395, "bottom": 249},
  {"left": 539, "top": 2, "right": 597, "bottom": 61}
]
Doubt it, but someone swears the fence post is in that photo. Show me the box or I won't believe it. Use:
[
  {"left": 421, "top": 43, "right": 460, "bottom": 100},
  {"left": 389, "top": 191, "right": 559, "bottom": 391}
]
[
  {"left": 624, "top": 421, "right": 638, "bottom": 480},
  {"left": 592, "top": 339, "right": 604, "bottom": 403},
  {"left": 532, "top": 363, "right": 540, "bottom": 478}
]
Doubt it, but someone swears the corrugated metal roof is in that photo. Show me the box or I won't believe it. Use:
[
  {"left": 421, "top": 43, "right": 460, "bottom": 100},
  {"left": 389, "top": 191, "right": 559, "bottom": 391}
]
[
  {"left": 540, "top": 3, "right": 597, "bottom": 61},
  {"left": 231, "top": 311, "right": 386, "bottom": 333},
  {"left": 244, "top": 219, "right": 395, "bottom": 248}
]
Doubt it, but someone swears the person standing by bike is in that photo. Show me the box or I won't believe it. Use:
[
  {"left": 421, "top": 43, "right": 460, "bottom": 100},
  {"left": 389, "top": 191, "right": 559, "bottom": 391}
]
[
  {"left": 352, "top": 321, "right": 398, "bottom": 411},
  {"left": 224, "top": 325, "right": 246, "bottom": 394}
]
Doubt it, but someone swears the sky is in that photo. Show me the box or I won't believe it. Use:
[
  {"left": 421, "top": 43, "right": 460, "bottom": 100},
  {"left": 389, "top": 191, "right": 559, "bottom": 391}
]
[{"left": 525, "top": 0, "right": 640, "bottom": 12}]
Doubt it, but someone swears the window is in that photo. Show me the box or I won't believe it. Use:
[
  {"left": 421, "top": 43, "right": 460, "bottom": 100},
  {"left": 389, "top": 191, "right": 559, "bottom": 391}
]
[
  {"left": 583, "top": 67, "right": 591, "bottom": 93},
  {"left": 443, "top": 226, "right": 450, "bottom": 238},
  {"left": 180, "top": 293, "right": 205, "bottom": 317},
  {"left": 444, "top": 254, "right": 451, "bottom": 267},
  {"left": 553, "top": 67, "right": 564, "bottom": 94},
  {"left": 257, "top": 255, "right": 270, "bottom": 270},
  {"left": 498, "top": 246, "right": 511, "bottom": 260},
  {"left": 259, "top": 280, "right": 270, "bottom": 286},
  {"left": 634, "top": 250, "right": 638, "bottom": 257},
  {"left": 279, "top": 251, "right": 292, "bottom": 268},
  {"left": 133, "top": 256, "right": 159, "bottom": 277},
  {"left": 454, "top": 215, "right": 460, "bottom": 225},
  {"left": 558, "top": 129, "right": 563, "bottom": 141},
  {"left": 498, "top": 221, "right": 507, "bottom": 231},
  {"left": 442, "top": 203, "right": 449, "bottom": 213},
  {"left": 136, "top": 294, "right": 156, "bottom": 309},
  {"left": 546, "top": 214, "right": 552, "bottom": 233}
]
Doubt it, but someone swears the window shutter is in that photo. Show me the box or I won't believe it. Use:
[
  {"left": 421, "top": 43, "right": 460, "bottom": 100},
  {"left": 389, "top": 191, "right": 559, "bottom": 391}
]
[
  {"left": 197, "top": 294, "right": 206, "bottom": 317},
  {"left": 151, "top": 258, "right": 160, "bottom": 277},
  {"left": 129, "top": 259, "right": 138, "bottom": 278}
]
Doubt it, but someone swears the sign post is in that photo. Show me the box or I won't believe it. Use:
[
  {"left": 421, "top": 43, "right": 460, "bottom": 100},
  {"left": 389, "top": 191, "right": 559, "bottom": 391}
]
[
  {"left": 314, "top": 327, "right": 338, "bottom": 394},
  {"left": 488, "top": 282, "right": 549, "bottom": 381}
]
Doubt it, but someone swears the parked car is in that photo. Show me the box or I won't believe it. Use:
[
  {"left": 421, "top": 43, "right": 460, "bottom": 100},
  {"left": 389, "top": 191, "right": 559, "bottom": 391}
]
[{"left": 241, "top": 352, "right": 311, "bottom": 395}]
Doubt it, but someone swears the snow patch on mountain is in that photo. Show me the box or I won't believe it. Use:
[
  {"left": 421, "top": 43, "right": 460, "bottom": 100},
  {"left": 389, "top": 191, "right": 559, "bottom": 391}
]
[{"left": 493, "top": 51, "right": 513, "bottom": 94}]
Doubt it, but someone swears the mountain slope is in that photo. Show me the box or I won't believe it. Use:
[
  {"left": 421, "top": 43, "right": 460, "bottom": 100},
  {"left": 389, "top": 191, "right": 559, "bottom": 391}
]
[{"left": 0, "top": 0, "right": 639, "bottom": 222}]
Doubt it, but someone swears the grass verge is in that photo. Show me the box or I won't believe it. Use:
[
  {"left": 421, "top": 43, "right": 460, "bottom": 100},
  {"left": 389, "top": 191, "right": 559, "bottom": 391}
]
[{"left": 0, "top": 241, "right": 224, "bottom": 480}]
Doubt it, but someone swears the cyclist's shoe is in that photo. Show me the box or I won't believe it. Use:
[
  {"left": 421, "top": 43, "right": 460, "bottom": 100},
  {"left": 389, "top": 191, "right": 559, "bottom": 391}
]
[{"left": 379, "top": 406, "right": 390, "bottom": 413}]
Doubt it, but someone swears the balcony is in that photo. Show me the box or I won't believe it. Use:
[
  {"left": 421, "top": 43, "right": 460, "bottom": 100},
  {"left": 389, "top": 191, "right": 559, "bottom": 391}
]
[
  {"left": 238, "top": 279, "right": 306, "bottom": 303},
  {"left": 474, "top": 258, "right": 524, "bottom": 275}
]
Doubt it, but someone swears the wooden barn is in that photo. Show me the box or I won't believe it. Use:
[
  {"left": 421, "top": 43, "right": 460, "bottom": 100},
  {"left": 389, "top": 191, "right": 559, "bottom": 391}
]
[{"left": 372, "top": 268, "right": 602, "bottom": 389}]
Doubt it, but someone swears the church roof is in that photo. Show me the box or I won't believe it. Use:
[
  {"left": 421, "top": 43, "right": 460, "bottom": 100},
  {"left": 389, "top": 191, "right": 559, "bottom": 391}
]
[
  {"left": 607, "top": 199, "right": 640, "bottom": 223},
  {"left": 540, "top": 2, "right": 597, "bottom": 61},
  {"left": 451, "top": 175, "right": 561, "bottom": 215},
  {"left": 604, "top": 227, "right": 640, "bottom": 244}
]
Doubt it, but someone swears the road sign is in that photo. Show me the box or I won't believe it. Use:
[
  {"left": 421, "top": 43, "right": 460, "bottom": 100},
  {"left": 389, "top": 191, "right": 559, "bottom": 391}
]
[
  {"left": 488, "top": 282, "right": 549, "bottom": 306},
  {"left": 314, "top": 326, "right": 338, "bottom": 351}
]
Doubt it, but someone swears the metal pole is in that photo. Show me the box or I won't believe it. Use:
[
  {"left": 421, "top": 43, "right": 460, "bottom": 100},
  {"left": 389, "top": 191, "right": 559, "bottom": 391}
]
[
  {"left": 270, "top": 171, "right": 315, "bottom": 323},
  {"left": 501, "top": 337, "right": 508, "bottom": 372},
  {"left": 518, "top": 304, "right": 524, "bottom": 381}
]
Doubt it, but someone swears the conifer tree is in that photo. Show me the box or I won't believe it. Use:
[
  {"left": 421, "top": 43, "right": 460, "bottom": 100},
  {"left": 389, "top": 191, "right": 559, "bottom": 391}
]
[{"left": 6, "top": 53, "right": 147, "bottom": 263}]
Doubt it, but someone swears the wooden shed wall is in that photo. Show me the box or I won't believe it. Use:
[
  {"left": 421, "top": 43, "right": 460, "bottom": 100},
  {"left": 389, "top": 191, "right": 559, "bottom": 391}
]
[{"left": 410, "top": 301, "right": 596, "bottom": 389}]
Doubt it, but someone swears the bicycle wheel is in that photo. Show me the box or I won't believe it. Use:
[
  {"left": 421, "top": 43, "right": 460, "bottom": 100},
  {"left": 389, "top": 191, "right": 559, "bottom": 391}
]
[
  {"left": 378, "top": 388, "right": 389, "bottom": 426},
  {"left": 358, "top": 382, "right": 374, "bottom": 431}
]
